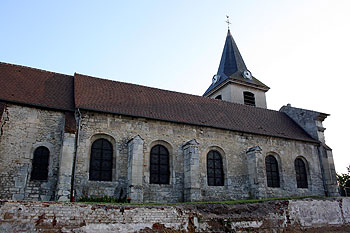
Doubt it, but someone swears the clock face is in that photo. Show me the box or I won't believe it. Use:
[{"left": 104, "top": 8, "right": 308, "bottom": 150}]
[
  {"left": 212, "top": 74, "right": 220, "bottom": 84},
  {"left": 242, "top": 70, "right": 252, "bottom": 80}
]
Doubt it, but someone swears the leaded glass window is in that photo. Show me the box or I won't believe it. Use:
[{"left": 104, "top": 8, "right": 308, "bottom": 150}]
[
  {"left": 207, "top": 150, "right": 224, "bottom": 186},
  {"left": 89, "top": 139, "right": 113, "bottom": 181},
  {"left": 150, "top": 145, "right": 170, "bottom": 184},
  {"left": 295, "top": 158, "right": 308, "bottom": 188},
  {"left": 265, "top": 155, "right": 280, "bottom": 188},
  {"left": 31, "top": 146, "right": 50, "bottom": 181}
]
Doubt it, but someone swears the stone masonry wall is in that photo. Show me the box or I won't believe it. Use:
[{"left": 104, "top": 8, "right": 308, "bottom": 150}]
[
  {"left": 280, "top": 105, "right": 339, "bottom": 196},
  {"left": 0, "top": 104, "right": 65, "bottom": 201},
  {"left": 74, "top": 110, "right": 325, "bottom": 203},
  {"left": 0, "top": 105, "right": 328, "bottom": 203},
  {"left": 0, "top": 198, "right": 349, "bottom": 232}
]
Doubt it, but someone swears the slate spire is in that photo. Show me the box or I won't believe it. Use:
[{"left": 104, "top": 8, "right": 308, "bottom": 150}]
[
  {"left": 217, "top": 29, "right": 247, "bottom": 77},
  {"left": 203, "top": 29, "right": 269, "bottom": 96}
]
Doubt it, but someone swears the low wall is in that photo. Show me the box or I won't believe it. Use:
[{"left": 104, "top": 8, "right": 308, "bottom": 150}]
[{"left": 0, "top": 198, "right": 349, "bottom": 232}]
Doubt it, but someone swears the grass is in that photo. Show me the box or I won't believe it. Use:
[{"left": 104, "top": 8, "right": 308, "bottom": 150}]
[{"left": 76, "top": 195, "right": 324, "bottom": 206}]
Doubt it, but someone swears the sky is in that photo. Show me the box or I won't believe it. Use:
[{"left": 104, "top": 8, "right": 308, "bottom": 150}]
[{"left": 1, "top": 1, "right": 349, "bottom": 173}]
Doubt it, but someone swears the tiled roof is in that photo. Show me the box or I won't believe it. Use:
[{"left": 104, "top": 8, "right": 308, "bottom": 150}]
[
  {"left": 0, "top": 62, "right": 317, "bottom": 143},
  {"left": 0, "top": 62, "right": 74, "bottom": 111},
  {"left": 0, "top": 102, "right": 5, "bottom": 119},
  {"left": 75, "top": 73, "right": 317, "bottom": 143}
]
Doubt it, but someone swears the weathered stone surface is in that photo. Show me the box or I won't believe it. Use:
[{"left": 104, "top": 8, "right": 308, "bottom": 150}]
[
  {"left": 246, "top": 146, "right": 266, "bottom": 199},
  {"left": 56, "top": 132, "right": 76, "bottom": 201},
  {"left": 183, "top": 139, "right": 201, "bottom": 202},
  {"left": 281, "top": 104, "right": 339, "bottom": 197},
  {"left": 288, "top": 199, "right": 343, "bottom": 226},
  {"left": 0, "top": 104, "right": 64, "bottom": 201},
  {"left": 73, "top": 110, "right": 325, "bottom": 202},
  {"left": 127, "top": 135, "right": 145, "bottom": 202},
  {"left": 0, "top": 198, "right": 349, "bottom": 232},
  {"left": 0, "top": 103, "right": 334, "bottom": 203}
]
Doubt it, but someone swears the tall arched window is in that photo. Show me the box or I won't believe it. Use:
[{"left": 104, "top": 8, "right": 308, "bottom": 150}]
[
  {"left": 207, "top": 150, "right": 224, "bottom": 186},
  {"left": 89, "top": 139, "right": 113, "bottom": 181},
  {"left": 243, "top": 91, "right": 256, "bottom": 106},
  {"left": 150, "top": 145, "right": 170, "bottom": 184},
  {"left": 265, "top": 155, "right": 280, "bottom": 188},
  {"left": 31, "top": 146, "right": 50, "bottom": 181},
  {"left": 295, "top": 158, "right": 308, "bottom": 188}
]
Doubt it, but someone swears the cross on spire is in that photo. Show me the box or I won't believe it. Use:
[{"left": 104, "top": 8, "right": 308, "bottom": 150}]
[{"left": 225, "top": 15, "right": 231, "bottom": 29}]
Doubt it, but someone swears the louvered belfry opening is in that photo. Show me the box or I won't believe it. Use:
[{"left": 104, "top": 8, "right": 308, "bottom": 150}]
[
  {"left": 31, "top": 146, "right": 50, "bottom": 181},
  {"left": 295, "top": 158, "right": 308, "bottom": 188},
  {"left": 89, "top": 139, "right": 113, "bottom": 181},
  {"left": 243, "top": 91, "right": 256, "bottom": 106},
  {"left": 265, "top": 155, "right": 280, "bottom": 188},
  {"left": 150, "top": 145, "right": 170, "bottom": 184},
  {"left": 207, "top": 150, "right": 224, "bottom": 186}
]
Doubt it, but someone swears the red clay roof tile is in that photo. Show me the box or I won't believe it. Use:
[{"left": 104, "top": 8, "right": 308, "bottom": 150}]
[{"left": 0, "top": 62, "right": 74, "bottom": 111}]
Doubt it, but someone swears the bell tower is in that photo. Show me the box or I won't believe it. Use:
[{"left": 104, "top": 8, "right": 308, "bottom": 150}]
[{"left": 203, "top": 29, "right": 269, "bottom": 108}]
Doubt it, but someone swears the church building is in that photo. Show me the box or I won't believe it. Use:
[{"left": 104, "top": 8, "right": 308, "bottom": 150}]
[{"left": 0, "top": 29, "right": 338, "bottom": 202}]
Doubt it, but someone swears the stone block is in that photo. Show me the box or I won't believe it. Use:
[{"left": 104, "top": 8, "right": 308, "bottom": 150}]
[
  {"left": 342, "top": 198, "right": 350, "bottom": 224},
  {"left": 12, "top": 194, "right": 24, "bottom": 200}
]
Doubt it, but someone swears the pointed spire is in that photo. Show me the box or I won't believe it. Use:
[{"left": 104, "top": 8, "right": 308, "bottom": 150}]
[
  {"left": 203, "top": 29, "right": 269, "bottom": 96},
  {"left": 217, "top": 29, "right": 247, "bottom": 78}
]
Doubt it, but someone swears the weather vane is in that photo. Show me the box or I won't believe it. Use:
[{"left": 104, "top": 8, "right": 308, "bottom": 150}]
[{"left": 225, "top": 15, "right": 231, "bottom": 29}]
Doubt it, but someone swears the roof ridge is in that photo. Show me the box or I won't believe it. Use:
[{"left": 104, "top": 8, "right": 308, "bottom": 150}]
[
  {"left": 0, "top": 61, "right": 72, "bottom": 78},
  {"left": 75, "top": 72, "right": 217, "bottom": 100}
]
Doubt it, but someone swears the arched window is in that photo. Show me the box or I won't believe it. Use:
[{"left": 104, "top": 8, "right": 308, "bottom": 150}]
[
  {"left": 295, "top": 158, "right": 308, "bottom": 188},
  {"left": 265, "top": 155, "right": 280, "bottom": 188},
  {"left": 215, "top": 95, "right": 222, "bottom": 100},
  {"left": 150, "top": 145, "right": 170, "bottom": 184},
  {"left": 31, "top": 146, "right": 50, "bottom": 181},
  {"left": 207, "top": 150, "right": 224, "bottom": 186},
  {"left": 89, "top": 139, "right": 113, "bottom": 181},
  {"left": 243, "top": 91, "right": 255, "bottom": 106}
]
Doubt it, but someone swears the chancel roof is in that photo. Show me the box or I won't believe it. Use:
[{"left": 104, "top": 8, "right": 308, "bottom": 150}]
[
  {"left": 203, "top": 30, "right": 269, "bottom": 96},
  {"left": 0, "top": 62, "right": 317, "bottom": 143}
]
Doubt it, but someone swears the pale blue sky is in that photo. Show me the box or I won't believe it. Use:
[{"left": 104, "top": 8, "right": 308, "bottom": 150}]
[{"left": 1, "top": 1, "right": 349, "bottom": 173}]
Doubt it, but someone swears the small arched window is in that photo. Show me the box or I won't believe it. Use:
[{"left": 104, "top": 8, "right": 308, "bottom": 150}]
[
  {"left": 215, "top": 95, "right": 222, "bottom": 100},
  {"left": 243, "top": 91, "right": 255, "bottom": 106},
  {"left": 295, "top": 158, "right": 308, "bottom": 188},
  {"left": 31, "top": 146, "right": 50, "bottom": 181},
  {"left": 89, "top": 139, "right": 113, "bottom": 181},
  {"left": 150, "top": 145, "right": 170, "bottom": 184},
  {"left": 207, "top": 150, "right": 224, "bottom": 186},
  {"left": 265, "top": 155, "right": 280, "bottom": 188}
]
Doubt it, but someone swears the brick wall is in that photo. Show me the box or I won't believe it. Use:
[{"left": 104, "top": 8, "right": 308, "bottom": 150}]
[{"left": 0, "top": 198, "right": 349, "bottom": 232}]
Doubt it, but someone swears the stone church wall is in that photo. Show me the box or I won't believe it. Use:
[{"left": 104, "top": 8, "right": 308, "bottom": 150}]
[
  {"left": 0, "top": 105, "right": 327, "bottom": 203},
  {"left": 0, "top": 104, "right": 65, "bottom": 201},
  {"left": 74, "top": 110, "right": 325, "bottom": 202}
]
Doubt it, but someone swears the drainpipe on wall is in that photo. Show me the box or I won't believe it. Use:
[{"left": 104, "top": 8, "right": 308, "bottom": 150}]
[{"left": 70, "top": 108, "right": 81, "bottom": 202}]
